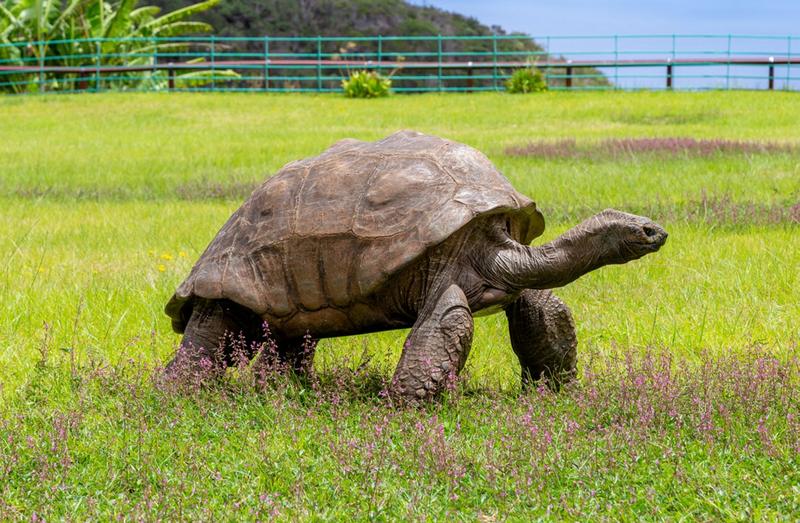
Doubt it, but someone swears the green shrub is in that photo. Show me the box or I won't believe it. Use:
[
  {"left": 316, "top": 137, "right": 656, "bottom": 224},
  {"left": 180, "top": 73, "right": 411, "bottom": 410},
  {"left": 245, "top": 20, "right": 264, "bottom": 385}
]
[
  {"left": 505, "top": 68, "right": 548, "bottom": 94},
  {"left": 0, "top": 0, "right": 222, "bottom": 93},
  {"left": 342, "top": 70, "right": 391, "bottom": 98}
]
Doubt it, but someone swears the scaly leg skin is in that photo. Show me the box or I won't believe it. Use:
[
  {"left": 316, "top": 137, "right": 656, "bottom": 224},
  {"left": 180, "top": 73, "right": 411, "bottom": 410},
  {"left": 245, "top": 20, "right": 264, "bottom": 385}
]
[
  {"left": 505, "top": 289, "right": 577, "bottom": 391},
  {"left": 390, "top": 284, "right": 474, "bottom": 401},
  {"left": 164, "top": 299, "right": 262, "bottom": 382}
]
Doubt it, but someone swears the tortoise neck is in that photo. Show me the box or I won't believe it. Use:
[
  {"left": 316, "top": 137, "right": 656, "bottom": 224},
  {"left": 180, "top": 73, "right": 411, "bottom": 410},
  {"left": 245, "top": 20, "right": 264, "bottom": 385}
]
[{"left": 494, "top": 221, "right": 607, "bottom": 291}]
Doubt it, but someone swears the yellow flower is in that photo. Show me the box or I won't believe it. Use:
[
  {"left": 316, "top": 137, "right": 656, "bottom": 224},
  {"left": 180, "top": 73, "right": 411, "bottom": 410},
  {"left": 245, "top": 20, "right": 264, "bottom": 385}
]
[
  {"left": 160, "top": 253, "right": 174, "bottom": 261},
  {"left": 157, "top": 264, "right": 166, "bottom": 272},
  {"left": 179, "top": 251, "right": 187, "bottom": 258},
  {"left": 38, "top": 267, "right": 45, "bottom": 273},
  {"left": 148, "top": 249, "right": 156, "bottom": 256}
]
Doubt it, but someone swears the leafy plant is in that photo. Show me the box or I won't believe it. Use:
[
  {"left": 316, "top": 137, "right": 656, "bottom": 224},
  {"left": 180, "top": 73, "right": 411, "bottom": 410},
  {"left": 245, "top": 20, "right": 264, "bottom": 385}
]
[
  {"left": 505, "top": 67, "right": 547, "bottom": 94},
  {"left": 341, "top": 70, "right": 391, "bottom": 98},
  {"left": 0, "top": 0, "right": 222, "bottom": 92}
]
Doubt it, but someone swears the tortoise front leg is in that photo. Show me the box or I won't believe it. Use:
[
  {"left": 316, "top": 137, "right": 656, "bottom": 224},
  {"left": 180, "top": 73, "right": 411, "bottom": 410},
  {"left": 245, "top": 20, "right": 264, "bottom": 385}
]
[
  {"left": 505, "top": 289, "right": 577, "bottom": 391},
  {"left": 390, "top": 285, "right": 473, "bottom": 401},
  {"left": 165, "top": 299, "right": 263, "bottom": 381}
]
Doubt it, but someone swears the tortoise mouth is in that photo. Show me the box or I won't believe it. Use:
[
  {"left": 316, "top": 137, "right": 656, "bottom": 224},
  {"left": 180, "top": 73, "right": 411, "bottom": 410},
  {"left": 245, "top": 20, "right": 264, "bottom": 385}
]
[
  {"left": 640, "top": 222, "right": 668, "bottom": 249},
  {"left": 627, "top": 223, "right": 668, "bottom": 255},
  {"left": 642, "top": 239, "right": 666, "bottom": 252},
  {"left": 635, "top": 238, "right": 666, "bottom": 252}
]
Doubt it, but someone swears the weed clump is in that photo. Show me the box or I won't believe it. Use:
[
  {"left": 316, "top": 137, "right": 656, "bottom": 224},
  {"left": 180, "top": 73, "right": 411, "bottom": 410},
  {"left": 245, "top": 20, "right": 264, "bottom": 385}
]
[
  {"left": 505, "top": 137, "right": 800, "bottom": 159},
  {"left": 342, "top": 70, "right": 391, "bottom": 98},
  {"left": 3, "top": 340, "right": 799, "bottom": 519},
  {"left": 505, "top": 68, "right": 548, "bottom": 94}
]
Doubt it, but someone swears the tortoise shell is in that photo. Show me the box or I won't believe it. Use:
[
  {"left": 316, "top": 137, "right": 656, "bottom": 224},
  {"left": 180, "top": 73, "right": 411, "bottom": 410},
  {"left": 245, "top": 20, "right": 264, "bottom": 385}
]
[{"left": 166, "top": 130, "right": 544, "bottom": 330}]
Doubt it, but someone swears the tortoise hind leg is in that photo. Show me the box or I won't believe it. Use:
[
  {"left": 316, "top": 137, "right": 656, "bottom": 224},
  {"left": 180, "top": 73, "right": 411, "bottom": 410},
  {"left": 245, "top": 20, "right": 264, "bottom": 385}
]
[
  {"left": 165, "top": 299, "right": 263, "bottom": 381},
  {"left": 504, "top": 289, "right": 577, "bottom": 391},
  {"left": 389, "top": 284, "right": 473, "bottom": 401}
]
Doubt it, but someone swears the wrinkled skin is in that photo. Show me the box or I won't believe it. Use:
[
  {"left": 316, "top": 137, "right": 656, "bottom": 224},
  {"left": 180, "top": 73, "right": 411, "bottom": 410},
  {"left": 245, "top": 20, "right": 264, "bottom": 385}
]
[
  {"left": 166, "top": 208, "right": 667, "bottom": 400},
  {"left": 163, "top": 132, "right": 668, "bottom": 401}
]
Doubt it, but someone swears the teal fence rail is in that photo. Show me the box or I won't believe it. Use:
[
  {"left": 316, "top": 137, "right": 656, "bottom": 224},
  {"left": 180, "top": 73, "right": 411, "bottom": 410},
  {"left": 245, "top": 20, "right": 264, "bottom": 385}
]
[{"left": 1, "top": 34, "right": 799, "bottom": 94}]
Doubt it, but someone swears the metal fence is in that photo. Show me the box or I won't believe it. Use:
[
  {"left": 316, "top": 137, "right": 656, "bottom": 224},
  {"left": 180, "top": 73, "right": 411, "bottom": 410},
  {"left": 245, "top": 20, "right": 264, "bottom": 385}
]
[{"left": 1, "top": 34, "right": 799, "bottom": 94}]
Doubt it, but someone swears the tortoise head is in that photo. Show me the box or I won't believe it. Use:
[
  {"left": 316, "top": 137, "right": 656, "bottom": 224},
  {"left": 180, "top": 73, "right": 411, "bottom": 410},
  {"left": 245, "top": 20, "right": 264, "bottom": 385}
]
[
  {"left": 484, "top": 208, "right": 669, "bottom": 292},
  {"left": 581, "top": 209, "right": 668, "bottom": 264}
]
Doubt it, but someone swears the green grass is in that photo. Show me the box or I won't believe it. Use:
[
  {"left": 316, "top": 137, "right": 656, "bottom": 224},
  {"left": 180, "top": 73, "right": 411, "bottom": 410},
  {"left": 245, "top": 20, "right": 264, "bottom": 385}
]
[
  {"left": 1, "top": 91, "right": 799, "bottom": 205},
  {"left": 1, "top": 91, "right": 799, "bottom": 520},
  {"left": 1, "top": 201, "right": 797, "bottom": 387}
]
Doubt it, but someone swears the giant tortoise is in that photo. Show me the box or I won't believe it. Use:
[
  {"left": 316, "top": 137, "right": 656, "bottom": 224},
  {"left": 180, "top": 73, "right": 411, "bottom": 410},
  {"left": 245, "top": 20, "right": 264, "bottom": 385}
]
[{"left": 165, "top": 130, "right": 667, "bottom": 399}]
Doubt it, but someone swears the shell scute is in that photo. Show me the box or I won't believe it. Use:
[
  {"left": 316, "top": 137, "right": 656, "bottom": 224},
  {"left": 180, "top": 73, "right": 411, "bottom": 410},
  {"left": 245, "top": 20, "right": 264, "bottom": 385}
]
[
  {"left": 286, "top": 239, "right": 326, "bottom": 311},
  {"left": 241, "top": 166, "right": 305, "bottom": 242},
  {"left": 354, "top": 157, "right": 453, "bottom": 238},
  {"left": 294, "top": 154, "right": 379, "bottom": 237},
  {"left": 249, "top": 243, "right": 292, "bottom": 316},
  {"left": 319, "top": 236, "right": 358, "bottom": 307},
  {"left": 166, "top": 130, "right": 544, "bottom": 330}
]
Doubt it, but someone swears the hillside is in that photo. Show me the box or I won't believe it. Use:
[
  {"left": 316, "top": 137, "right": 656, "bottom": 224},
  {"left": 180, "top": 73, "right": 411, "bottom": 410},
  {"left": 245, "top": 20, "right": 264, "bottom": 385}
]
[
  {"left": 150, "top": 0, "right": 535, "bottom": 43},
  {"left": 147, "top": 0, "right": 606, "bottom": 86}
]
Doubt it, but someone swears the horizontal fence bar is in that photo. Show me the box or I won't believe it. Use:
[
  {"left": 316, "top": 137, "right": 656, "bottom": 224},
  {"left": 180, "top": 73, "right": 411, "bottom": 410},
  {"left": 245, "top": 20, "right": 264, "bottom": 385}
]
[
  {"left": 3, "top": 33, "right": 800, "bottom": 47},
  {"left": 5, "top": 57, "right": 800, "bottom": 74},
  {"left": 2, "top": 34, "right": 800, "bottom": 94}
]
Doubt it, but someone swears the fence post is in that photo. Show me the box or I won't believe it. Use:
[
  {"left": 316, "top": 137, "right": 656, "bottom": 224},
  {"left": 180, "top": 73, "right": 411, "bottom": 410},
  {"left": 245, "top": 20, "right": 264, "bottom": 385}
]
[
  {"left": 666, "top": 61, "right": 673, "bottom": 89},
  {"left": 492, "top": 36, "right": 498, "bottom": 91},
  {"left": 768, "top": 57, "right": 775, "bottom": 90},
  {"left": 38, "top": 40, "right": 44, "bottom": 93},
  {"left": 149, "top": 36, "right": 156, "bottom": 89},
  {"left": 377, "top": 34, "right": 382, "bottom": 64},
  {"left": 211, "top": 35, "right": 216, "bottom": 91},
  {"left": 317, "top": 36, "right": 322, "bottom": 92},
  {"left": 437, "top": 34, "right": 443, "bottom": 91},
  {"left": 263, "top": 36, "right": 270, "bottom": 91},
  {"left": 565, "top": 64, "right": 573, "bottom": 89},
  {"left": 671, "top": 34, "right": 676, "bottom": 60},
  {"left": 726, "top": 34, "right": 731, "bottom": 90},
  {"left": 787, "top": 36, "right": 793, "bottom": 89},
  {"left": 613, "top": 34, "right": 618, "bottom": 88},
  {"left": 168, "top": 66, "right": 175, "bottom": 90},
  {"left": 77, "top": 67, "right": 88, "bottom": 91},
  {"left": 671, "top": 34, "right": 677, "bottom": 91},
  {"left": 95, "top": 39, "right": 101, "bottom": 92}
]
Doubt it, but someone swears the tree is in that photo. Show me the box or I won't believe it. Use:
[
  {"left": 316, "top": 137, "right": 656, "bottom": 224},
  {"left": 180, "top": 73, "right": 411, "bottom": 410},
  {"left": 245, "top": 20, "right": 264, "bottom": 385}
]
[{"left": 0, "top": 0, "right": 221, "bottom": 92}]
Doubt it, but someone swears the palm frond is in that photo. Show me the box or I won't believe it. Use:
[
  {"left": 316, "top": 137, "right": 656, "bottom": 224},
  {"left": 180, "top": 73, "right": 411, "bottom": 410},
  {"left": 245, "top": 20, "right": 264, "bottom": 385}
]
[
  {"left": 144, "top": 0, "right": 218, "bottom": 30},
  {"left": 104, "top": 0, "right": 137, "bottom": 37},
  {"left": 129, "top": 5, "right": 159, "bottom": 22},
  {"left": 153, "top": 20, "right": 209, "bottom": 37}
]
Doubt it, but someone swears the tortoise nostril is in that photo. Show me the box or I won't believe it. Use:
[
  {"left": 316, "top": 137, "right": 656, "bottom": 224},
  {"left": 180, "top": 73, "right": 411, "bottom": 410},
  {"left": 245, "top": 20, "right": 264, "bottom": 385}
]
[{"left": 643, "top": 225, "right": 658, "bottom": 238}]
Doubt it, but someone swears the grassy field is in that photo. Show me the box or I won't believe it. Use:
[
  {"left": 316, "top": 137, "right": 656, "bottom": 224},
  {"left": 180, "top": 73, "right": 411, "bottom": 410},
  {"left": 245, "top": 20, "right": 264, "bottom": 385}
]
[{"left": 1, "top": 91, "right": 799, "bottom": 520}]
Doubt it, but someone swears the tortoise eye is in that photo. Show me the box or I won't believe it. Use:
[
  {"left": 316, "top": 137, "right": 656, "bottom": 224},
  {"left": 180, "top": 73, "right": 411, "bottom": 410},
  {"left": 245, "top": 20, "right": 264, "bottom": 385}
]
[{"left": 505, "top": 218, "right": 512, "bottom": 236}]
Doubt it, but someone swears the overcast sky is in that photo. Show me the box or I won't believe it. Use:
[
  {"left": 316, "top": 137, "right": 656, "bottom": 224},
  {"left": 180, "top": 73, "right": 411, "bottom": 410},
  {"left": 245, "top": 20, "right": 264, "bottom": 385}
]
[{"left": 411, "top": 1, "right": 799, "bottom": 36}]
